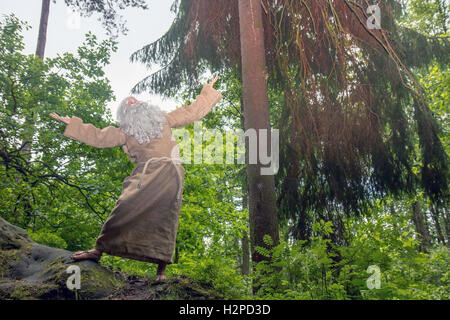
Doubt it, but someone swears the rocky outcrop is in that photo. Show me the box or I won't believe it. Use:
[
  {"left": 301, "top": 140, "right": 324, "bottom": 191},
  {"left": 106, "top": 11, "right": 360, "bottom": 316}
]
[
  {"left": 0, "top": 216, "right": 124, "bottom": 300},
  {"left": 0, "top": 217, "right": 224, "bottom": 300}
]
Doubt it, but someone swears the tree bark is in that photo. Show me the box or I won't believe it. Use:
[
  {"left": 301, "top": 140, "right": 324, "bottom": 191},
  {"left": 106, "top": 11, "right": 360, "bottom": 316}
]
[
  {"left": 238, "top": 0, "right": 279, "bottom": 265},
  {"left": 36, "top": 0, "right": 50, "bottom": 60},
  {"left": 443, "top": 205, "right": 450, "bottom": 248},
  {"left": 411, "top": 201, "right": 432, "bottom": 251},
  {"left": 241, "top": 191, "right": 250, "bottom": 275},
  {"left": 239, "top": 94, "right": 251, "bottom": 276},
  {"left": 430, "top": 204, "right": 446, "bottom": 246}
]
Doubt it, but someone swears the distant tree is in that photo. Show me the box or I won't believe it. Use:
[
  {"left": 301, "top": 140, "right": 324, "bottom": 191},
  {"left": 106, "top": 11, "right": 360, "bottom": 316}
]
[
  {"left": 36, "top": 0, "right": 50, "bottom": 59},
  {"left": 36, "top": 0, "right": 148, "bottom": 60}
]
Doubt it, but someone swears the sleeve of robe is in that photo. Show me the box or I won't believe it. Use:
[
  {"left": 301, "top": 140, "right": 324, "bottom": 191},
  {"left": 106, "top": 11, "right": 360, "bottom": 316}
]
[
  {"left": 165, "top": 85, "right": 223, "bottom": 128},
  {"left": 63, "top": 116, "right": 126, "bottom": 148}
]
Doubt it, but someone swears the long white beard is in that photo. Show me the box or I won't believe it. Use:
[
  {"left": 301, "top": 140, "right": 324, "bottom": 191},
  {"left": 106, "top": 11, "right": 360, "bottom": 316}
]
[{"left": 116, "top": 97, "right": 167, "bottom": 144}]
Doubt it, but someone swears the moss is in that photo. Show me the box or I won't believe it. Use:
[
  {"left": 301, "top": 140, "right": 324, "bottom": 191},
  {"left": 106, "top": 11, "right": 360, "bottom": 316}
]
[
  {"left": 0, "top": 217, "right": 126, "bottom": 300},
  {"left": 41, "top": 257, "right": 125, "bottom": 299},
  {"left": 0, "top": 243, "right": 34, "bottom": 278},
  {"left": 0, "top": 279, "right": 59, "bottom": 300},
  {"left": 9, "top": 281, "right": 59, "bottom": 300},
  {"left": 79, "top": 263, "right": 125, "bottom": 298},
  {"left": 0, "top": 254, "right": 125, "bottom": 300},
  {"left": 149, "top": 276, "right": 223, "bottom": 300},
  {"left": 0, "top": 249, "right": 22, "bottom": 279}
]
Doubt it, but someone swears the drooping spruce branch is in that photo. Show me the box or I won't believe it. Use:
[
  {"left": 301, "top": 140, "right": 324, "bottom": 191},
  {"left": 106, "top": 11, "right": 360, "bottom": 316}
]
[{"left": 130, "top": 0, "right": 448, "bottom": 239}]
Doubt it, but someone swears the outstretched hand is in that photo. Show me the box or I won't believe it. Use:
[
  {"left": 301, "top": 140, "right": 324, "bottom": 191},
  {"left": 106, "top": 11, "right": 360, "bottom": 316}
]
[
  {"left": 49, "top": 112, "right": 70, "bottom": 125},
  {"left": 203, "top": 75, "right": 219, "bottom": 89}
]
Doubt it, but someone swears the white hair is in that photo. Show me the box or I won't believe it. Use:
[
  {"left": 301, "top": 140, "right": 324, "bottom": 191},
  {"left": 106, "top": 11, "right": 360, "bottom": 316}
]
[{"left": 116, "top": 96, "right": 167, "bottom": 144}]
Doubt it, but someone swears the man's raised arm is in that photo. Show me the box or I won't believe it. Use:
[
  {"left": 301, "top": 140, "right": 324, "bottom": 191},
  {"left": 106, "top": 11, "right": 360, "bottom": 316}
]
[
  {"left": 165, "top": 76, "right": 223, "bottom": 128},
  {"left": 64, "top": 116, "right": 126, "bottom": 148},
  {"left": 60, "top": 115, "right": 126, "bottom": 148}
]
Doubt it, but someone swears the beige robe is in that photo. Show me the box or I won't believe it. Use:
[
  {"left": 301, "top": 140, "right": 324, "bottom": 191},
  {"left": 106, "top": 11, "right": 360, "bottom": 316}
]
[{"left": 63, "top": 85, "right": 223, "bottom": 264}]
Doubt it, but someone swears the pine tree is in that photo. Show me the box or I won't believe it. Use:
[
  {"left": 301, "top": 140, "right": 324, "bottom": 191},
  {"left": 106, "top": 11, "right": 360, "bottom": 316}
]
[{"left": 130, "top": 0, "right": 448, "bottom": 243}]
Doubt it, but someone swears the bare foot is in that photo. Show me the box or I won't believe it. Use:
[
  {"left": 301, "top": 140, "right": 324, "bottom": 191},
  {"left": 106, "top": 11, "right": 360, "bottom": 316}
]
[
  {"left": 156, "top": 262, "right": 167, "bottom": 281},
  {"left": 72, "top": 249, "right": 102, "bottom": 262},
  {"left": 155, "top": 274, "right": 167, "bottom": 282}
]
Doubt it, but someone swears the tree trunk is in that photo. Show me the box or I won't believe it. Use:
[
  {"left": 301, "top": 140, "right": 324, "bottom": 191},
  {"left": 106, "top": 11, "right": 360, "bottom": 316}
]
[
  {"left": 13, "top": 0, "right": 51, "bottom": 223},
  {"left": 21, "top": 0, "right": 50, "bottom": 158},
  {"left": 239, "top": 94, "right": 251, "bottom": 276},
  {"left": 430, "top": 204, "right": 446, "bottom": 246},
  {"left": 411, "top": 201, "right": 432, "bottom": 251},
  {"left": 238, "top": 0, "right": 279, "bottom": 265},
  {"left": 390, "top": 204, "right": 400, "bottom": 238},
  {"left": 36, "top": 0, "right": 50, "bottom": 59},
  {"left": 241, "top": 190, "right": 250, "bottom": 276},
  {"left": 443, "top": 206, "right": 450, "bottom": 248}
]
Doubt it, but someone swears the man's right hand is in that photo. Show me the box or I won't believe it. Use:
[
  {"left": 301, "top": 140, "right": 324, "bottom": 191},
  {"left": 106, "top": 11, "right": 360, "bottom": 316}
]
[{"left": 49, "top": 112, "right": 70, "bottom": 124}]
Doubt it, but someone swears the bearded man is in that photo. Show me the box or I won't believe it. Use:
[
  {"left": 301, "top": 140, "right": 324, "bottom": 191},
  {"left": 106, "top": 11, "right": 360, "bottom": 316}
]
[{"left": 49, "top": 76, "right": 222, "bottom": 281}]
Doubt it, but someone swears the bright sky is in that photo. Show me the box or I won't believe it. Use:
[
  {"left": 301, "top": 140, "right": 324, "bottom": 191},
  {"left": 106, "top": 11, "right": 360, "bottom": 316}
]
[{"left": 0, "top": 0, "right": 180, "bottom": 120}]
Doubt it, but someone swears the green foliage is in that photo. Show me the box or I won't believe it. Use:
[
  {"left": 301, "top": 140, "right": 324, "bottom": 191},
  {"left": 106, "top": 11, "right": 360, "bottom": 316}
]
[
  {"left": 27, "top": 230, "right": 68, "bottom": 249},
  {"left": 419, "top": 63, "right": 450, "bottom": 153},
  {"left": 401, "top": 0, "right": 449, "bottom": 36},
  {"left": 168, "top": 252, "right": 249, "bottom": 299},
  {"left": 0, "top": 14, "right": 127, "bottom": 251},
  {"left": 250, "top": 209, "right": 449, "bottom": 300},
  {"left": 252, "top": 230, "right": 347, "bottom": 300},
  {"left": 99, "top": 254, "right": 157, "bottom": 277},
  {"left": 360, "top": 245, "right": 449, "bottom": 299}
]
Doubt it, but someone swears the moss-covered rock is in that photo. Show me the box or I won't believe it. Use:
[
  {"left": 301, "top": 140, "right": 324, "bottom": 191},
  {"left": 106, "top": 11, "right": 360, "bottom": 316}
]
[
  {"left": 0, "top": 217, "right": 124, "bottom": 300},
  {"left": 106, "top": 275, "right": 223, "bottom": 300},
  {"left": 0, "top": 217, "right": 226, "bottom": 300},
  {"left": 0, "top": 217, "right": 33, "bottom": 250}
]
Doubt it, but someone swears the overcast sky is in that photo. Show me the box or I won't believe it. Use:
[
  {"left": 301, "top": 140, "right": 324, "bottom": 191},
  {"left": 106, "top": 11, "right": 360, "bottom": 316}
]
[{"left": 0, "top": 0, "right": 180, "bottom": 120}]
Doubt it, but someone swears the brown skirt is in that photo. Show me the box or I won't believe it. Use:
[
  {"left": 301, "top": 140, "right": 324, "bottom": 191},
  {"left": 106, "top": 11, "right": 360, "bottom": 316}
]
[{"left": 95, "top": 157, "right": 185, "bottom": 264}]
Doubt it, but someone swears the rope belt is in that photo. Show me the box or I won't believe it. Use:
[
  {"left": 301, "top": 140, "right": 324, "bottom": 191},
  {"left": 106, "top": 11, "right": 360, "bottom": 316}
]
[{"left": 137, "top": 157, "right": 183, "bottom": 203}]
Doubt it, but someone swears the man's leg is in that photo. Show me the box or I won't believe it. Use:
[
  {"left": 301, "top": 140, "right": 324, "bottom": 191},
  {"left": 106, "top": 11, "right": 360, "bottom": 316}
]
[{"left": 156, "top": 262, "right": 167, "bottom": 281}]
